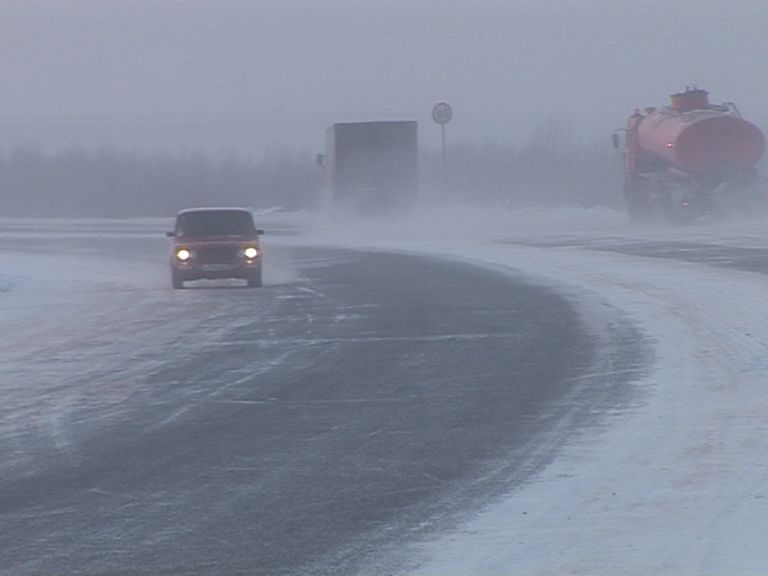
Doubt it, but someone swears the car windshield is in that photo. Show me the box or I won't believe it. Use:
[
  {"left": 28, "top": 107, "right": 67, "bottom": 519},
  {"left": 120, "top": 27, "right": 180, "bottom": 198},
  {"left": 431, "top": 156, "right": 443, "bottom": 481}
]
[{"left": 176, "top": 211, "right": 255, "bottom": 237}]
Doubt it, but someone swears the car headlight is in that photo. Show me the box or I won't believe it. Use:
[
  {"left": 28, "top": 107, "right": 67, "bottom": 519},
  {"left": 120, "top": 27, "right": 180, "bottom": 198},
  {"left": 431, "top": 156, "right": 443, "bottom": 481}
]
[
  {"left": 243, "top": 247, "right": 259, "bottom": 259},
  {"left": 175, "top": 248, "right": 192, "bottom": 262}
]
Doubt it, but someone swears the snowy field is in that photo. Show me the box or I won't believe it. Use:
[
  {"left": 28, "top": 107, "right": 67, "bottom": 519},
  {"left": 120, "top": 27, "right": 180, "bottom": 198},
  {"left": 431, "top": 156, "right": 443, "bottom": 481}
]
[{"left": 4, "top": 205, "right": 768, "bottom": 574}]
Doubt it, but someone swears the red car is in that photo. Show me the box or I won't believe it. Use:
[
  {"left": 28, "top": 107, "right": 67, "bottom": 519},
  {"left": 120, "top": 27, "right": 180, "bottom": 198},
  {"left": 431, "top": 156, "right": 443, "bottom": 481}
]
[{"left": 166, "top": 208, "right": 264, "bottom": 289}]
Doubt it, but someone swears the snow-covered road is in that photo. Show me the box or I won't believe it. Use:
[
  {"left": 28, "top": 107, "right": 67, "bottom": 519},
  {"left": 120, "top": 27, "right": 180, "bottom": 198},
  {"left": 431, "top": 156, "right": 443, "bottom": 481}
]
[
  {"left": 4, "top": 206, "right": 768, "bottom": 574},
  {"left": 406, "top": 248, "right": 768, "bottom": 575},
  {"left": 274, "top": 207, "right": 768, "bottom": 575}
]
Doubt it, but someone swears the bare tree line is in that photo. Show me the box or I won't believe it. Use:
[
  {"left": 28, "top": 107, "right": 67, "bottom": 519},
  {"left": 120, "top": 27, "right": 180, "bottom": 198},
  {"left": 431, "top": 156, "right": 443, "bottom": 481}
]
[
  {"left": 0, "top": 147, "right": 323, "bottom": 217},
  {"left": 425, "top": 136, "right": 622, "bottom": 210},
  {"left": 0, "top": 126, "right": 623, "bottom": 218}
]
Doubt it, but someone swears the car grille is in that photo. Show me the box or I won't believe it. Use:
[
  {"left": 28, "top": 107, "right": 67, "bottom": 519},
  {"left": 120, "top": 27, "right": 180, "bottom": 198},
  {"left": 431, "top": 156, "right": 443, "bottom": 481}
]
[{"left": 196, "top": 246, "right": 240, "bottom": 264}]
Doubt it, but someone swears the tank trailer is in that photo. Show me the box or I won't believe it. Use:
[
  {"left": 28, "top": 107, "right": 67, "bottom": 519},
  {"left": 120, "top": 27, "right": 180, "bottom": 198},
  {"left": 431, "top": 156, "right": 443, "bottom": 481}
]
[{"left": 616, "top": 88, "right": 765, "bottom": 222}]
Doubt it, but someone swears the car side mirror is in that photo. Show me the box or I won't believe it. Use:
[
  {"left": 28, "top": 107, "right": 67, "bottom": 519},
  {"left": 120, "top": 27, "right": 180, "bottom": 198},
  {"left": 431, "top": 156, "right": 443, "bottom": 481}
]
[
  {"left": 255, "top": 229, "right": 265, "bottom": 235},
  {"left": 166, "top": 231, "right": 175, "bottom": 238}
]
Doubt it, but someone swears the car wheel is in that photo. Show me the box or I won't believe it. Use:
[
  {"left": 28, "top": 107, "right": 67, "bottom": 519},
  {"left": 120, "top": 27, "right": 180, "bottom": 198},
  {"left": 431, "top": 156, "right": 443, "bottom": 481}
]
[
  {"left": 246, "top": 270, "right": 262, "bottom": 288},
  {"left": 172, "top": 270, "right": 184, "bottom": 289}
]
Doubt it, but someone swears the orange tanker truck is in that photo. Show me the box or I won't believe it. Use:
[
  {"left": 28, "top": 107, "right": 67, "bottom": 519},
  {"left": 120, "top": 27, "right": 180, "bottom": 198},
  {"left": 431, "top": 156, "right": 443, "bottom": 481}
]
[{"left": 615, "top": 88, "right": 765, "bottom": 222}]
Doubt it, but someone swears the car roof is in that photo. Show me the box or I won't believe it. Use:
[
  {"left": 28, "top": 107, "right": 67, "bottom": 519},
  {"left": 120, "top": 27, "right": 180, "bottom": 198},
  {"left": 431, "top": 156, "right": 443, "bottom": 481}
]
[{"left": 176, "top": 207, "right": 252, "bottom": 215}]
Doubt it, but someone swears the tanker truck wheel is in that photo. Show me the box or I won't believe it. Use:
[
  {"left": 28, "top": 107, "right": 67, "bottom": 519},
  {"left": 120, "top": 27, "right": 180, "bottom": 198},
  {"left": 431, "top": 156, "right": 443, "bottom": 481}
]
[
  {"left": 662, "top": 190, "right": 697, "bottom": 224},
  {"left": 625, "top": 177, "right": 655, "bottom": 223}
]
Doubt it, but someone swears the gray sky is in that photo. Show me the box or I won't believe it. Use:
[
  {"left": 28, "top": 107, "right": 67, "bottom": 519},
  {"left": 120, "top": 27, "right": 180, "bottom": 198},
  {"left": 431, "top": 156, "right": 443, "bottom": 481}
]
[{"left": 1, "top": 0, "right": 767, "bottom": 157}]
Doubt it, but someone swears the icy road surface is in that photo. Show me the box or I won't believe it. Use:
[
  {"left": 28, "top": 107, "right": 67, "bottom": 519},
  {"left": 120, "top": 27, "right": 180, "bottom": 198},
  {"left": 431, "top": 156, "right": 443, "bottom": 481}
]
[
  {"left": 4, "top": 206, "right": 768, "bottom": 575},
  {"left": 296, "top": 207, "right": 768, "bottom": 576},
  {"left": 0, "top": 216, "right": 641, "bottom": 575}
]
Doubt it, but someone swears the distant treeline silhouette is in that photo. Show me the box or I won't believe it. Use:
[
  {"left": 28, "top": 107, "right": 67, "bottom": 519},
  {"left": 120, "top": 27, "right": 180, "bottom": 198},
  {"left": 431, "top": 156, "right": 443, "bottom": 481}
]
[
  {"left": 425, "top": 139, "right": 622, "bottom": 210},
  {"left": 0, "top": 122, "right": 624, "bottom": 217},
  {"left": 0, "top": 147, "right": 322, "bottom": 217}
]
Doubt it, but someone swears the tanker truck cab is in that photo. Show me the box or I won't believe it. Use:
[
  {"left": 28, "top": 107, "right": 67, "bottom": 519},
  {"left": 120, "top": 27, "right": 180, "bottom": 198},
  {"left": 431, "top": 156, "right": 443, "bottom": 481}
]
[{"left": 166, "top": 207, "right": 264, "bottom": 289}]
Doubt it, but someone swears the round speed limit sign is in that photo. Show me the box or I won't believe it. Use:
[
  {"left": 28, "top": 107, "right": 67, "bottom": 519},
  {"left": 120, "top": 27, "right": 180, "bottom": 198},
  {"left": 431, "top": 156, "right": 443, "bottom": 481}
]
[{"left": 432, "top": 102, "right": 453, "bottom": 125}]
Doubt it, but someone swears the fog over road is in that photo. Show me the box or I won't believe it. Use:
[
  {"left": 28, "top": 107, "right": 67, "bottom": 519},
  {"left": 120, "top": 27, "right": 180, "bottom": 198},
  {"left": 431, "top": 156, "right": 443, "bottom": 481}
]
[{"left": 0, "top": 222, "right": 646, "bottom": 576}]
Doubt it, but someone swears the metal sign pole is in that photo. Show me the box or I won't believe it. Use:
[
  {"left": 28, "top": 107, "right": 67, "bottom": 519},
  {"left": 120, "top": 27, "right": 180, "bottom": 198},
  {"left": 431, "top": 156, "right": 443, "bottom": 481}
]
[
  {"left": 441, "top": 123, "right": 447, "bottom": 175},
  {"left": 432, "top": 102, "right": 453, "bottom": 193}
]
